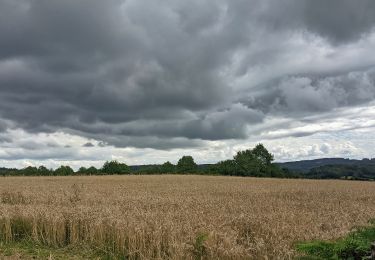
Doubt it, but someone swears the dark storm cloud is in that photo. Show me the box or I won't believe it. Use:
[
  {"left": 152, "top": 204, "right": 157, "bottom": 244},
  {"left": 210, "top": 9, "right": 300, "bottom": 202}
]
[
  {"left": 0, "top": 0, "right": 375, "bottom": 149},
  {"left": 242, "top": 67, "right": 375, "bottom": 117},
  {"left": 0, "top": 120, "right": 9, "bottom": 133},
  {"left": 303, "top": 0, "right": 375, "bottom": 43},
  {"left": 255, "top": 0, "right": 375, "bottom": 44}
]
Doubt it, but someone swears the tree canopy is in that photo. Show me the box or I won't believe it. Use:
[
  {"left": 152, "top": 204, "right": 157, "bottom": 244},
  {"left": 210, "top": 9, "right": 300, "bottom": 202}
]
[
  {"left": 101, "top": 160, "right": 130, "bottom": 175},
  {"left": 177, "top": 156, "right": 198, "bottom": 173},
  {"left": 54, "top": 166, "right": 74, "bottom": 176},
  {"left": 234, "top": 144, "right": 275, "bottom": 176}
]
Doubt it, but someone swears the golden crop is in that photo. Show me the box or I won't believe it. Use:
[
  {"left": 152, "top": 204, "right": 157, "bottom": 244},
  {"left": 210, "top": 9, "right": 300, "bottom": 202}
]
[{"left": 1, "top": 175, "right": 375, "bottom": 259}]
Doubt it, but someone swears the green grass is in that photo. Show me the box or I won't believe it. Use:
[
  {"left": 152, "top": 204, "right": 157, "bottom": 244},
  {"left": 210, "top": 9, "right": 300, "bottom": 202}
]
[
  {"left": 0, "top": 239, "right": 117, "bottom": 259},
  {"left": 296, "top": 220, "right": 375, "bottom": 259}
]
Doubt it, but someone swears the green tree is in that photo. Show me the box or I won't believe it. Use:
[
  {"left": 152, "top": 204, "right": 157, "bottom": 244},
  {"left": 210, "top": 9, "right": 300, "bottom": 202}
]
[
  {"left": 135, "top": 165, "right": 160, "bottom": 174},
  {"left": 87, "top": 166, "right": 99, "bottom": 175},
  {"left": 77, "top": 167, "right": 88, "bottom": 175},
  {"left": 160, "top": 161, "right": 175, "bottom": 173},
  {"left": 234, "top": 149, "right": 260, "bottom": 176},
  {"left": 78, "top": 166, "right": 99, "bottom": 175},
  {"left": 38, "top": 165, "right": 52, "bottom": 176},
  {"left": 21, "top": 166, "right": 38, "bottom": 176},
  {"left": 234, "top": 144, "right": 275, "bottom": 176},
  {"left": 177, "top": 156, "right": 197, "bottom": 173},
  {"left": 54, "top": 165, "right": 74, "bottom": 176},
  {"left": 252, "top": 143, "right": 274, "bottom": 166},
  {"left": 214, "top": 160, "right": 239, "bottom": 176},
  {"left": 101, "top": 160, "right": 130, "bottom": 175}
]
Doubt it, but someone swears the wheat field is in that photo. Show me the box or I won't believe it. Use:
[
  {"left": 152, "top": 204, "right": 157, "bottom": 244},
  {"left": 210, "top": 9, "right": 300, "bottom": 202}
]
[{"left": 1, "top": 175, "right": 375, "bottom": 259}]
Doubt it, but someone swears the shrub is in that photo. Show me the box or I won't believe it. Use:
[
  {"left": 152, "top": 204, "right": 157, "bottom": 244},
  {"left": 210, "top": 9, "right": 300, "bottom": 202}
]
[
  {"left": 296, "top": 220, "right": 375, "bottom": 259},
  {"left": 192, "top": 233, "right": 208, "bottom": 259}
]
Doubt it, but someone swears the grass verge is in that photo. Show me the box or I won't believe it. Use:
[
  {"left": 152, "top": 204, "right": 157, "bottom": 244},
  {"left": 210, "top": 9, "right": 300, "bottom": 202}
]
[{"left": 296, "top": 220, "right": 375, "bottom": 259}]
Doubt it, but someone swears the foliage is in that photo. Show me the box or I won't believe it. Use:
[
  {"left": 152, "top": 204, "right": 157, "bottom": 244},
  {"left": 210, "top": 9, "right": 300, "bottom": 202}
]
[
  {"left": 101, "top": 160, "right": 130, "bottom": 175},
  {"left": 296, "top": 241, "right": 336, "bottom": 259},
  {"left": 278, "top": 158, "right": 375, "bottom": 173},
  {"left": 177, "top": 156, "right": 198, "bottom": 173},
  {"left": 38, "top": 166, "right": 51, "bottom": 176},
  {"left": 211, "top": 160, "right": 239, "bottom": 176},
  {"left": 160, "top": 161, "right": 176, "bottom": 173},
  {"left": 77, "top": 166, "right": 99, "bottom": 175},
  {"left": 208, "top": 143, "right": 285, "bottom": 177},
  {"left": 252, "top": 143, "right": 274, "bottom": 165},
  {"left": 306, "top": 164, "right": 375, "bottom": 180},
  {"left": 192, "top": 233, "right": 209, "bottom": 259},
  {"left": 54, "top": 166, "right": 74, "bottom": 176},
  {"left": 130, "top": 165, "right": 161, "bottom": 174},
  {"left": 296, "top": 221, "right": 375, "bottom": 259},
  {"left": 234, "top": 143, "right": 275, "bottom": 176},
  {"left": 21, "top": 166, "right": 38, "bottom": 176}
]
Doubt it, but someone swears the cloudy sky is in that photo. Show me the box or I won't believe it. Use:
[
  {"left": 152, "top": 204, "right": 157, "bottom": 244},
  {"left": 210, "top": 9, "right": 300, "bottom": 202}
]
[{"left": 1, "top": 0, "right": 375, "bottom": 169}]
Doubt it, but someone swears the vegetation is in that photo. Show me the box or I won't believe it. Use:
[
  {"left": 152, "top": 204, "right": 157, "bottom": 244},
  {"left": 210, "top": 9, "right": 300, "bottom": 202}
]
[
  {"left": 277, "top": 158, "right": 375, "bottom": 180},
  {"left": 0, "top": 145, "right": 374, "bottom": 181},
  {"left": 296, "top": 220, "right": 375, "bottom": 259},
  {"left": 177, "top": 155, "right": 198, "bottom": 173},
  {"left": 306, "top": 164, "right": 375, "bottom": 180},
  {"left": 207, "top": 144, "right": 297, "bottom": 178},
  {"left": 0, "top": 144, "right": 298, "bottom": 178},
  {"left": 277, "top": 158, "right": 365, "bottom": 173},
  {"left": 54, "top": 165, "right": 75, "bottom": 176},
  {"left": 77, "top": 166, "right": 100, "bottom": 175},
  {"left": 1, "top": 176, "right": 375, "bottom": 259},
  {"left": 102, "top": 160, "right": 130, "bottom": 175}
]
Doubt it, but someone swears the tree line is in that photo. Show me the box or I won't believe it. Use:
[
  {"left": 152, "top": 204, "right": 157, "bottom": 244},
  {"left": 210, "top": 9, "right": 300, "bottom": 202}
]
[
  {"left": 305, "top": 163, "right": 375, "bottom": 180},
  {"left": 0, "top": 144, "right": 298, "bottom": 178}
]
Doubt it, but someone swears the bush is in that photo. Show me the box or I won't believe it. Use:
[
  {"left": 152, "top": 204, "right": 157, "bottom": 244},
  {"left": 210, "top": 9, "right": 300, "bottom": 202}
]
[{"left": 296, "top": 220, "right": 375, "bottom": 259}]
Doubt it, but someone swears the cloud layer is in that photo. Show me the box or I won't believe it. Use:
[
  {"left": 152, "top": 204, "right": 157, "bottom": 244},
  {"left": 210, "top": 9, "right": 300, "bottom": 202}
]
[{"left": 0, "top": 0, "right": 375, "bottom": 165}]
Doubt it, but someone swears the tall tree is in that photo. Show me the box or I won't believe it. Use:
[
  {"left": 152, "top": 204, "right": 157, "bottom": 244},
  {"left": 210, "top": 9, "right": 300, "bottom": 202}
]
[
  {"left": 160, "top": 161, "right": 175, "bottom": 173},
  {"left": 54, "top": 166, "right": 74, "bottom": 176},
  {"left": 234, "top": 144, "right": 274, "bottom": 176},
  {"left": 102, "top": 160, "right": 130, "bottom": 175},
  {"left": 177, "top": 156, "right": 197, "bottom": 173},
  {"left": 252, "top": 143, "right": 274, "bottom": 166}
]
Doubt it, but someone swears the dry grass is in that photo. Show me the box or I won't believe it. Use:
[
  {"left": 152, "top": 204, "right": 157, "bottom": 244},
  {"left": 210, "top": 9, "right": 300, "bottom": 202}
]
[{"left": 1, "top": 175, "right": 375, "bottom": 259}]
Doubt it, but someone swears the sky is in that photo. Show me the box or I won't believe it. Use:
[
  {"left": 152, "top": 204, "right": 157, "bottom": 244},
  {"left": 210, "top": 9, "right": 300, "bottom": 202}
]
[{"left": 0, "top": 0, "right": 375, "bottom": 169}]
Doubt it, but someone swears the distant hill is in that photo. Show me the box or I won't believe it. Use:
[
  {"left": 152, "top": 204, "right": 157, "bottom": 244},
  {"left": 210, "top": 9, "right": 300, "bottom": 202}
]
[
  {"left": 276, "top": 158, "right": 375, "bottom": 180},
  {"left": 131, "top": 159, "right": 375, "bottom": 173},
  {"left": 305, "top": 164, "right": 375, "bottom": 180},
  {"left": 276, "top": 158, "right": 374, "bottom": 173}
]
